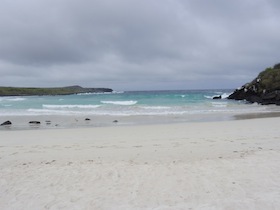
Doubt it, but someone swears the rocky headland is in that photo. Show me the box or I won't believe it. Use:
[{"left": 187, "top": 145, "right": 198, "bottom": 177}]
[
  {"left": 0, "top": 85, "right": 113, "bottom": 96},
  {"left": 228, "top": 63, "right": 280, "bottom": 105}
]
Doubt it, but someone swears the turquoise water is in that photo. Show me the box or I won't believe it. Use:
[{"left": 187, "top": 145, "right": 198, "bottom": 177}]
[{"left": 0, "top": 89, "right": 269, "bottom": 117}]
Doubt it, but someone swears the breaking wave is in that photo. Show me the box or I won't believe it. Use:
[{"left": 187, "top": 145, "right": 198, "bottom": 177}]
[
  {"left": 101, "top": 100, "right": 138, "bottom": 105},
  {"left": 204, "top": 92, "right": 231, "bottom": 99},
  {"left": 43, "top": 104, "right": 100, "bottom": 109},
  {"left": 0, "top": 97, "right": 26, "bottom": 102}
]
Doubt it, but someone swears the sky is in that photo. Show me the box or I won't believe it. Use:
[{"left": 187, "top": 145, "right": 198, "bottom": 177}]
[{"left": 0, "top": 0, "right": 280, "bottom": 91}]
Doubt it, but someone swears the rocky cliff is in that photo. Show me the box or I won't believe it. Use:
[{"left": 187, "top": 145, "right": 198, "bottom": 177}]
[{"left": 228, "top": 63, "right": 280, "bottom": 105}]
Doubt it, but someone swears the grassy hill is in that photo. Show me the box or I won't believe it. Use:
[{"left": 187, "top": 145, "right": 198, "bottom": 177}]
[{"left": 0, "top": 85, "right": 113, "bottom": 96}]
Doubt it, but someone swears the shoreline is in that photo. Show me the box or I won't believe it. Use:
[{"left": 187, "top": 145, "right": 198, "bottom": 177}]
[
  {"left": 1, "top": 116, "right": 280, "bottom": 164},
  {"left": 1, "top": 117, "right": 280, "bottom": 209},
  {"left": 234, "top": 111, "right": 280, "bottom": 120},
  {"left": 1, "top": 109, "right": 280, "bottom": 131}
]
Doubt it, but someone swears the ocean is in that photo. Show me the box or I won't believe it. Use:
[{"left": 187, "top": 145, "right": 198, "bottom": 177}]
[{"left": 0, "top": 89, "right": 277, "bottom": 129}]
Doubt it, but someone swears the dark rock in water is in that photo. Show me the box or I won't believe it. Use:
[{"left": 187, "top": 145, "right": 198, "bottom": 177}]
[
  {"left": 228, "top": 63, "right": 280, "bottom": 105},
  {"left": 85, "top": 118, "right": 91, "bottom": 121},
  {"left": 45, "top": 120, "right": 51, "bottom": 125},
  {"left": 29, "top": 121, "right": 41, "bottom": 124},
  {"left": 113, "top": 120, "right": 118, "bottom": 123},
  {"left": 1, "top": 120, "right": 12, "bottom": 126},
  {"left": 213, "top": 95, "right": 222, "bottom": 99}
]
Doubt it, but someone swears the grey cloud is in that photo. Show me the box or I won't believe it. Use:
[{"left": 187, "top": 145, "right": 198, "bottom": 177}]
[{"left": 0, "top": 0, "right": 280, "bottom": 90}]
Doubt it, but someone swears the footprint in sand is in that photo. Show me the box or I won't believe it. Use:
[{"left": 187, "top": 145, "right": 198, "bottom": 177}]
[{"left": 45, "top": 160, "right": 56, "bottom": 165}]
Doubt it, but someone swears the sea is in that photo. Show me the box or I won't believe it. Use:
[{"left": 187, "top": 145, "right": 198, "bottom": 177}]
[{"left": 0, "top": 89, "right": 279, "bottom": 129}]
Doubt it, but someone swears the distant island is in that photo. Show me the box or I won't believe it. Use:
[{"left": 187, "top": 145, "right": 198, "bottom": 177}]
[{"left": 0, "top": 85, "right": 113, "bottom": 96}]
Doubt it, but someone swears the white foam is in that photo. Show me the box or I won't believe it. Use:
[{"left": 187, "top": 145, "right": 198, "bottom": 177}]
[
  {"left": 112, "top": 91, "right": 125, "bottom": 94},
  {"left": 204, "top": 95, "right": 213, "bottom": 99},
  {"left": 140, "top": 106, "right": 171, "bottom": 110},
  {"left": 43, "top": 104, "right": 100, "bottom": 109},
  {"left": 204, "top": 92, "right": 231, "bottom": 99},
  {"left": 211, "top": 102, "right": 228, "bottom": 108},
  {"left": 77, "top": 91, "right": 124, "bottom": 95},
  {"left": 221, "top": 93, "right": 231, "bottom": 99},
  {"left": 28, "top": 109, "right": 81, "bottom": 115},
  {"left": 0, "top": 97, "right": 26, "bottom": 102},
  {"left": 101, "top": 101, "right": 137, "bottom": 105}
]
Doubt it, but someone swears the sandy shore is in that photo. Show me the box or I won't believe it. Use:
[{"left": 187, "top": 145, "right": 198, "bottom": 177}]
[
  {"left": 1, "top": 117, "right": 280, "bottom": 209},
  {"left": 0, "top": 112, "right": 237, "bottom": 130}
]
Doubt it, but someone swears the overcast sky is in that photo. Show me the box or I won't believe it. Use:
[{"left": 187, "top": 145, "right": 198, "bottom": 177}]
[{"left": 0, "top": 0, "right": 279, "bottom": 90}]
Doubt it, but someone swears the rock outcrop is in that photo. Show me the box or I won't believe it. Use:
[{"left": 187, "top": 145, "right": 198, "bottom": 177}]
[
  {"left": 213, "top": 95, "right": 222, "bottom": 100},
  {"left": 228, "top": 63, "right": 280, "bottom": 105},
  {"left": 29, "top": 121, "right": 41, "bottom": 124},
  {"left": 1, "top": 120, "right": 12, "bottom": 126}
]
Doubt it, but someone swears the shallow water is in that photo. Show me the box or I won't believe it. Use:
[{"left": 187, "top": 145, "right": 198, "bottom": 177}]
[{"left": 1, "top": 89, "right": 279, "bottom": 130}]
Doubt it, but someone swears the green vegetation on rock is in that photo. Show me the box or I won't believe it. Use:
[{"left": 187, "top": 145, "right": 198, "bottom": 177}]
[
  {"left": 257, "top": 65, "right": 280, "bottom": 91},
  {"left": 228, "top": 63, "right": 280, "bottom": 105}
]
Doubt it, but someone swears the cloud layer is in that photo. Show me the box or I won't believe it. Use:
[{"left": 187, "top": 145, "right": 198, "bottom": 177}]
[{"left": 0, "top": 0, "right": 280, "bottom": 90}]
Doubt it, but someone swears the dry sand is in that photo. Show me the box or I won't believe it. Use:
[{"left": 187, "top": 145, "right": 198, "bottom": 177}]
[{"left": 1, "top": 117, "right": 280, "bottom": 209}]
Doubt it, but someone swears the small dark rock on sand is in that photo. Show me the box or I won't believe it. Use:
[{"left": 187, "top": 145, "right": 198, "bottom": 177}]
[
  {"left": 85, "top": 118, "right": 91, "bottom": 121},
  {"left": 113, "top": 120, "right": 118, "bottom": 123},
  {"left": 1, "top": 120, "right": 12, "bottom": 126},
  {"left": 29, "top": 121, "right": 41, "bottom": 124}
]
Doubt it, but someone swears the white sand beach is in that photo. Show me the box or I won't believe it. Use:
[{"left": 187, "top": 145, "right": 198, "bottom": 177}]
[{"left": 1, "top": 117, "right": 280, "bottom": 209}]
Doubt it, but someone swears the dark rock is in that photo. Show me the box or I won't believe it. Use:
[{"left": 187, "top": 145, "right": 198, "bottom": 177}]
[
  {"left": 274, "top": 63, "right": 280, "bottom": 69},
  {"left": 213, "top": 95, "right": 222, "bottom": 99},
  {"left": 85, "top": 118, "right": 91, "bottom": 121},
  {"left": 1, "top": 120, "right": 12, "bottom": 126},
  {"left": 228, "top": 63, "right": 280, "bottom": 105},
  {"left": 29, "top": 121, "right": 41, "bottom": 124},
  {"left": 113, "top": 120, "right": 118, "bottom": 123}
]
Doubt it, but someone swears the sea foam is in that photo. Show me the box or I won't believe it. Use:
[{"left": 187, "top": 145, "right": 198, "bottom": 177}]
[
  {"left": 43, "top": 104, "right": 100, "bottom": 109},
  {"left": 140, "top": 106, "right": 171, "bottom": 110},
  {"left": 0, "top": 97, "right": 26, "bottom": 102},
  {"left": 204, "top": 92, "right": 231, "bottom": 99},
  {"left": 101, "top": 101, "right": 137, "bottom": 105}
]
